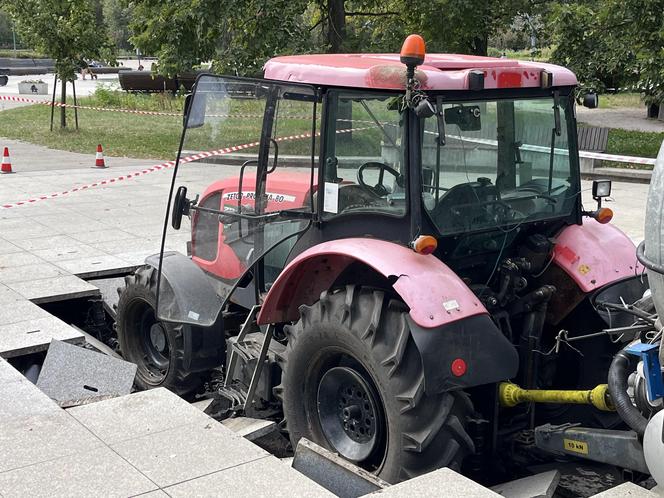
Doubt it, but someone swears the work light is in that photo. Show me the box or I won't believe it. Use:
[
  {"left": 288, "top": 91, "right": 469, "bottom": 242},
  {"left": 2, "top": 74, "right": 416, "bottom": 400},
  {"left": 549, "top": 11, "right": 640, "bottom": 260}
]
[{"left": 592, "top": 179, "right": 612, "bottom": 200}]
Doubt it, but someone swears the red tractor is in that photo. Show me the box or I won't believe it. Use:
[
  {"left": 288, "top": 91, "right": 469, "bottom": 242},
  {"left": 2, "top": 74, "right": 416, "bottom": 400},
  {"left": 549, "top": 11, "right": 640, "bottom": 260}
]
[{"left": 116, "top": 36, "right": 664, "bottom": 484}]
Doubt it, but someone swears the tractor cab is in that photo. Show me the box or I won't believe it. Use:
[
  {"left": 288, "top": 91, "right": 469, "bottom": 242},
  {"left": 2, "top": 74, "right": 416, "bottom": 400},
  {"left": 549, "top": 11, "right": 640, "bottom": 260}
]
[{"left": 159, "top": 38, "right": 595, "bottom": 327}]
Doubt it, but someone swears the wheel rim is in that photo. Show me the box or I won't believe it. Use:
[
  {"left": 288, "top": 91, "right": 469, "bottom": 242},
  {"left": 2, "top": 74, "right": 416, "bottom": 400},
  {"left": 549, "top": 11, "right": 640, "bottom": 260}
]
[
  {"left": 317, "top": 366, "right": 382, "bottom": 462},
  {"left": 128, "top": 299, "right": 170, "bottom": 383}
]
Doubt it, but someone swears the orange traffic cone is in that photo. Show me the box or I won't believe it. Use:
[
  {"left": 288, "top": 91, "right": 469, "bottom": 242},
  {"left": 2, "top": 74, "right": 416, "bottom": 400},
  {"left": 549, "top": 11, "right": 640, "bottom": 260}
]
[
  {"left": 94, "top": 144, "right": 107, "bottom": 168},
  {"left": 1, "top": 147, "right": 13, "bottom": 174}
]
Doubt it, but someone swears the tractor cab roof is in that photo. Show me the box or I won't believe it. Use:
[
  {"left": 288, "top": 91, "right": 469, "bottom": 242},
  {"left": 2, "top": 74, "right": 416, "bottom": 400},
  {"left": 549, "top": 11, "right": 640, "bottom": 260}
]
[{"left": 263, "top": 53, "right": 577, "bottom": 92}]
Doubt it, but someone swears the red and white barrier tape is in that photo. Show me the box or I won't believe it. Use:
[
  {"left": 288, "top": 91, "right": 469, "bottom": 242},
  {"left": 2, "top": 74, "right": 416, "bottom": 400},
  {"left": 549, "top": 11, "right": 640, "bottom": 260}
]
[{"left": 0, "top": 126, "right": 367, "bottom": 209}]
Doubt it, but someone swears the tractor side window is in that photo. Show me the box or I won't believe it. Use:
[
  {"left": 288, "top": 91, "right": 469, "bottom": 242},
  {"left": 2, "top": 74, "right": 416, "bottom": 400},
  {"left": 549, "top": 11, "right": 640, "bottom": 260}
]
[
  {"left": 192, "top": 192, "right": 222, "bottom": 262},
  {"left": 321, "top": 93, "right": 406, "bottom": 218}
]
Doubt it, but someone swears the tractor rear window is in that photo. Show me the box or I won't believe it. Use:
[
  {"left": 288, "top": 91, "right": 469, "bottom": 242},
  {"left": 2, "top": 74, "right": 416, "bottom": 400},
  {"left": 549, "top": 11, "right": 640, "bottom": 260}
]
[
  {"left": 421, "top": 96, "right": 578, "bottom": 235},
  {"left": 321, "top": 92, "right": 407, "bottom": 218}
]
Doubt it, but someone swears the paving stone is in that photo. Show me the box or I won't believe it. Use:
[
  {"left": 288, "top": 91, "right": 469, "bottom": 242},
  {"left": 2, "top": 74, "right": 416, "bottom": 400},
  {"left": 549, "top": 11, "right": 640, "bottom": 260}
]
[
  {"left": 69, "top": 228, "right": 140, "bottom": 244},
  {"left": 293, "top": 438, "right": 389, "bottom": 498},
  {"left": 0, "top": 283, "right": 23, "bottom": 304},
  {"left": 31, "top": 243, "right": 106, "bottom": 262},
  {"left": 164, "top": 455, "right": 335, "bottom": 497},
  {"left": 0, "top": 445, "right": 157, "bottom": 498},
  {"left": 0, "top": 251, "right": 44, "bottom": 268},
  {"left": 37, "top": 340, "right": 137, "bottom": 407},
  {"left": 491, "top": 471, "right": 560, "bottom": 498},
  {"left": 7, "top": 275, "right": 100, "bottom": 303},
  {"left": 366, "top": 467, "right": 500, "bottom": 497},
  {"left": 0, "top": 409, "right": 102, "bottom": 472},
  {"left": 591, "top": 482, "right": 659, "bottom": 497},
  {"left": 0, "top": 298, "right": 51, "bottom": 325},
  {"left": 54, "top": 254, "right": 135, "bottom": 277},
  {"left": 68, "top": 387, "right": 211, "bottom": 443},
  {"left": 11, "top": 234, "right": 82, "bottom": 251},
  {"left": 0, "top": 261, "right": 68, "bottom": 283},
  {"left": 0, "top": 237, "right": 23, "bottom": 254},
  {"left": 0, "top": 316, "right": 84, "bottom": 358},
  {"left": 221, "top": 416, "right": 277, "bottom": 441},
  {"left": 111, "top": 421, "right": 269, "bottom": 488}
]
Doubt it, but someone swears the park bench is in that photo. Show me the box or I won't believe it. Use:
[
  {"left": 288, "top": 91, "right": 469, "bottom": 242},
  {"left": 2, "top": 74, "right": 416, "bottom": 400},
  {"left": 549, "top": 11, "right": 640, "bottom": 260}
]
[{"left": 577, "top": 126, "right": 609, "bottom": 173}]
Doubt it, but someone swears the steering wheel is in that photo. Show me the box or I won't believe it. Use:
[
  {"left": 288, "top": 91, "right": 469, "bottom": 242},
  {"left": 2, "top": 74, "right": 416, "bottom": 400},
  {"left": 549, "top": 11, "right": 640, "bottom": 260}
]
[{"left": 357, "top": 162, "right": 402, "bottom": 197}]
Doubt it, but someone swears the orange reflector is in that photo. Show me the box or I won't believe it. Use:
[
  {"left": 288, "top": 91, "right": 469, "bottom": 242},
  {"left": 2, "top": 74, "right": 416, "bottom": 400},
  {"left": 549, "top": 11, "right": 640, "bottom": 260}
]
[
  {"left": 411, "top": 235, "right": 437, "bottom": 255},
  {"left": 400, "top": 34, "right": 426, "bottom": 66},
  {"left": 595, "top": 207, "right": 613, "bottom": 224}
]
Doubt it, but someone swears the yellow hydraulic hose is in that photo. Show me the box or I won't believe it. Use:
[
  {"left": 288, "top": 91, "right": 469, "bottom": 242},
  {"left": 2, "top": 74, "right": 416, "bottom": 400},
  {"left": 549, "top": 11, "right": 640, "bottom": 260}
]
[{"left": 498, "top": 382, "right": 614, "bottom": 412}]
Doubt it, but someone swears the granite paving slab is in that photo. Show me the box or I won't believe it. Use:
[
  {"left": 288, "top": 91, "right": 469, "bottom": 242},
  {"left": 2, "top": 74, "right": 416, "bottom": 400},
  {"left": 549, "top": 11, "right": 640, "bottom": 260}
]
[
  {"left": 0, "top": 445, "right": 158, "bottom": 498},
  {"left": 164, "top": 456, "right": 335, "bottom": 497},
  {"left": 36, "top": 339, "right": 137, "bottom": 407},
  {"left": 67, "top": 387, "right": 211, "bottom": 443},
  {"left": 366, "top": 467, "right": 499, "bottom": 497},
  {"left": 6, "top": 275, "right": 100, "bottom": 303},
  {"left": 0, "top": 316, "right": 85, "bottom": 358},
  {"left": 110, "top": 421, "right": 269, "bottom": 488}
]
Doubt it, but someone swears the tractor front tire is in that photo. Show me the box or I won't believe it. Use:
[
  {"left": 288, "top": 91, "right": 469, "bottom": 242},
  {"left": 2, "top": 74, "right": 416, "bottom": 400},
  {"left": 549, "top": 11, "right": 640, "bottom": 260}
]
[
  {"left": 278, "top": 286, "right": 474, "bottom": 483},
  {"left": 116, "top": 266, "right": 202, "bottom": 396}
]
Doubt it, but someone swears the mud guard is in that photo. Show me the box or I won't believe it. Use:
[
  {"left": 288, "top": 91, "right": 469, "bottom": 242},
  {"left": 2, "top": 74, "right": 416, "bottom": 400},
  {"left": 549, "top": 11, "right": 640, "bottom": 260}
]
[
  {"left": 553, "top": 219, "right": 641, "bottom": 293},
  {"left": 258, "top": 238, "right": 488, "bottom": 328},
  {"left": 145, "top": 251, "right": 223, "bottom": 327},
  {"left": 258, "top": 238, "right": 519, "bottom": 391},
  {"left": 409, "top": 314, "right": 519, "bottom": 393}
]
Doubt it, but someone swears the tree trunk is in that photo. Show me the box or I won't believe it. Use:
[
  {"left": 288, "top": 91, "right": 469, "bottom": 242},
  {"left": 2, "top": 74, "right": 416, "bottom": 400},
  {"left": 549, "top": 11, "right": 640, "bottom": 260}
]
[
  {"left": 471, "top": 35, "right": 489, "bottom": 56},
  {"left": 326, "top": 0, "right": 346, "bottom": 53},
  {"left": 60, "top": 79, "right": 67, "bottom": 129}
]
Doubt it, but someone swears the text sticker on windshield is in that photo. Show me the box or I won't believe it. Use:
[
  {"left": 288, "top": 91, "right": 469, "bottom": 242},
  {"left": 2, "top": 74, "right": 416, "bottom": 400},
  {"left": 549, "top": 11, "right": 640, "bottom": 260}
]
[{"left": 324, "top": 182, "right": 339, "bottom": 214}]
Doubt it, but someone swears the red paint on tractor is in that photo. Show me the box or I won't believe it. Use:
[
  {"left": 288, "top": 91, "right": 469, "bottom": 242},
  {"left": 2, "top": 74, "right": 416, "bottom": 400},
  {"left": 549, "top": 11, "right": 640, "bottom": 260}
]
[
  {"left": 192, "top": 171, "right": 313, "bottom": 280},
  {"left": 553, "top": 219, "right": 641, "bottom": 293},
  {"left": 257, "top": 237, "right": 487, "bottom": 328},
  {"left": 498, "top": 72, "right": 522, "bottom": 88}
]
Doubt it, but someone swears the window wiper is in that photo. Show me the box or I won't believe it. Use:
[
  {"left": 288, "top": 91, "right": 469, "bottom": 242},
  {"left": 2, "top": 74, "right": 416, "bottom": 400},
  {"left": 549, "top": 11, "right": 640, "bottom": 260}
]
[
  {"left": 547, "top": 91, "right": 561, "bottom": 194},
  {"left": 359, "top": 100, "right": 397, "bottom": 148}
]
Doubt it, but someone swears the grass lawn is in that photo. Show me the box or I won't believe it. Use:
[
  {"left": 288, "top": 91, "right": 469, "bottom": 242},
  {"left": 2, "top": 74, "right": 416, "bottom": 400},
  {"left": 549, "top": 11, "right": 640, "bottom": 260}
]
[
  {"left": 0, "top": 103, "right": 183, "bottom": 160},
  {"left": 602, "top": 128, "right": 664, "bottom": 169},
  {"left": 599, "top": 92, "right": 643, "bottom": 109}
]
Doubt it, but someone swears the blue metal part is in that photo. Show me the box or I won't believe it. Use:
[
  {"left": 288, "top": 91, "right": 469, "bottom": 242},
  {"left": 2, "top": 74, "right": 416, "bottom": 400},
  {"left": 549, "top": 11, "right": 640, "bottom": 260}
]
[{"left": 624, "top": 342, "right": 664, "bottom": 402}]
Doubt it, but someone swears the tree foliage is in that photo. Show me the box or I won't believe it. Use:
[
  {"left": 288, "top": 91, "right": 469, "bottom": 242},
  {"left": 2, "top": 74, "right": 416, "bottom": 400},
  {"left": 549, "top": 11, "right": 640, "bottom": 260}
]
[
  {"left": 550, "top": 0, "right": 664, "bottom": 103},
  {"left": 3, "top": 0, "right": 115, "bottom": 127}
]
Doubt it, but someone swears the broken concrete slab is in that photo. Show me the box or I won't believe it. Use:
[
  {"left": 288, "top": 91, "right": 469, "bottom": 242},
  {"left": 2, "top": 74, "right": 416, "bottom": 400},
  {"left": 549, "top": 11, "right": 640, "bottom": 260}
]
[
  {"left": 292, "top": 438, "right": 389, "bottom": 498},
  {"left": 54, "top": 254, "right": 135, "bottom": 278},
  {"left": 190, "top": 397, "right": 215, "bottom": 412},
  {"left": 591, "top": 482, "right": 659, "bottom": 497},
  {"left": 490, "top": 471, "right": 560, "bottom": 498},
  {"left": 0, "top": 445, "right": 157, "bottom": 498},
  {"left": 165, "top": 455, "right": 335, "bottom": 497},
  {"left": 67, "top": 387, "right": 212, "bottom": 443},
  {"left": 221, "top": 416, "right": 277, "bottom": 441},
  {"left": 36, "top": 339, "right": 136, "bottom": 407},
  {"left": 0, "top": 315, "right": 84, "bottom": 358},
  {"left": 365, "top": 467, "right": 500, "bottom": 497},
  {"left": 110, "top": 420, "right": 269, "bottom": 488}
]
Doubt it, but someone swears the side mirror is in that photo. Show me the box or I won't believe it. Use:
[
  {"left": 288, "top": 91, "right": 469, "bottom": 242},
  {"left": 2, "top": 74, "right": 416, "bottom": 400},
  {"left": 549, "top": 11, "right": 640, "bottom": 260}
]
[
  {"left": 582, "top": 92, "right": 599, "bottom": 109},
  {"left": 171, "top": 186, "right": 191, "bottom": 230},
  {"left": 183, "top": 92, "right": 206, "bottom": 128}
]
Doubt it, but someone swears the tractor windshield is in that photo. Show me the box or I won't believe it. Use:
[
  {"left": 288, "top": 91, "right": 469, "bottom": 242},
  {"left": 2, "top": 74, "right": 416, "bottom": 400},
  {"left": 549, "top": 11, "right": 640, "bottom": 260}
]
[
  {"left": 421, "top": 96, "right": 578, "bottom": 235},
  {"left": 157, "top": 75, "right": 318, "bottom": 325}
]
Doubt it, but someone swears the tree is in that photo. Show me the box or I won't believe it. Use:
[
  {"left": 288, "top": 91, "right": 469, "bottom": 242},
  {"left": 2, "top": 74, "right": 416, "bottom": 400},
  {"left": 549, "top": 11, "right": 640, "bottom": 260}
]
[
  {"left": 3, "top": 0, "right": 115, "bottom": 128},
  {"left": 550, "top": 0, "right": 664, "bottom": 105},
  {"left": 102, "top": 0, "right": 132, "bottom": 51}
]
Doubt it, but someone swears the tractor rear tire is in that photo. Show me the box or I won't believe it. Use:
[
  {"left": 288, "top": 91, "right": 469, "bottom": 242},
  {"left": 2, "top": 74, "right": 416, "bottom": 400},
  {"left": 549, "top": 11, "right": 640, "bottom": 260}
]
[
  {"left": 116, "top": 266, "right": 202, "bottom": 396},
  {"left": 277, "top": 285, "right": 474, "bottom": 483}
]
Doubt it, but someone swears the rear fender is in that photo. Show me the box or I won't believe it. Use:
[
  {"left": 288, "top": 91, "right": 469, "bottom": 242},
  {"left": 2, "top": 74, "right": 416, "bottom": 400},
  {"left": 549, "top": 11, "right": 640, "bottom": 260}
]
[
  {"left": 257, "top": 238, "right": 486, "bottom": 328},
  {"left": 258, "top": 238, "right": 518, "bottom": 392},
  {"left": 553, "top": 219, "right": 641, "bottom": 293}
]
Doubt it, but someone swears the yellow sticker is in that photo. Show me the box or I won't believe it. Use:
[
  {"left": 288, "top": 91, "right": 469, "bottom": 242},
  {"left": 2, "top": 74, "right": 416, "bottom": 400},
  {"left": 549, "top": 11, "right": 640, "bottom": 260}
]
[
  {"left": 578, "top": 264, "right": 591, "bottom": 275},
  {"left": 563, "top": 438, "right": 588, "bottom": 455}
]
